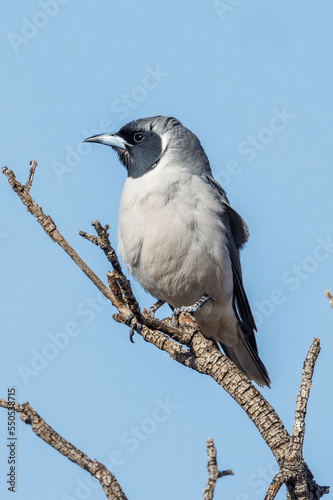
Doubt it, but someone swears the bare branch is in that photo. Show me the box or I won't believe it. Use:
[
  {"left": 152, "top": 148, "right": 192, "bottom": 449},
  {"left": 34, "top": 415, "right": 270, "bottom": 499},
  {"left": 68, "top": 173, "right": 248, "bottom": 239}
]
[
  {"left": 263, "top": 338, "right": 329, "bottom": 498},
  {"left": 264, "top": 470, "right": 285, "bottom": 499},
  {"left": 1, "top": 165, "right": 132, "bottom": 319},
  {"left": 80, "top": 220, "right": 123, "bottom": 274},
  {"left": 292, "top": 337, "right": 321, "bottom": 456},
  {"left": 203, "top": 438, "right": 233, "bottom": 500},
  {"left": 24, "top": 159, "right": 37, "bottom": 192},
  {"left": 325, "top": 290, "right": 333, "bottom": 308},
  {"left": 2, "top": 162, "right": 330, "bottom": 499},
  {"left": 0, "top": 398, "right": 127, "bottom": 500}
]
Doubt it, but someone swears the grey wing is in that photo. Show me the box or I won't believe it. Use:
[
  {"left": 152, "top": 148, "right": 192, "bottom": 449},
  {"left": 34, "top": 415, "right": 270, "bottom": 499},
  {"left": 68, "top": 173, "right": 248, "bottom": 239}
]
[
  {"left": 202, "top": 174, "right": 257, "bottom": 336},
  {"left": 202, "top": 175, "right": 249, "bottom": 248}
]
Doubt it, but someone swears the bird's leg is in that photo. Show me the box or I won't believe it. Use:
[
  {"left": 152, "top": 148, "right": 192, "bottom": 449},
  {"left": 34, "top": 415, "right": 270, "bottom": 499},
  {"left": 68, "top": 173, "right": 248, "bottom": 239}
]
[
  {"left": 170, "top": 293, "right": 212, "bottom": 327},
  {"left": 125, "top": 299, "right": 165, "bottom": 343},
  {"left": 145, "top": 299, "right": 166, "bottom": 319}
]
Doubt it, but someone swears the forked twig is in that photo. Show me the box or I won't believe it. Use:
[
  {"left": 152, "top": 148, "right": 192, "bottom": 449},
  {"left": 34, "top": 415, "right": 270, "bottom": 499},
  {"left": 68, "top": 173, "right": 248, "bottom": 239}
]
[
  {"left": 263, "top": 337, "right": 328, "bottom": 499},
  {"left": 203, "top": 439, "right": 233, "bottom": 500}
]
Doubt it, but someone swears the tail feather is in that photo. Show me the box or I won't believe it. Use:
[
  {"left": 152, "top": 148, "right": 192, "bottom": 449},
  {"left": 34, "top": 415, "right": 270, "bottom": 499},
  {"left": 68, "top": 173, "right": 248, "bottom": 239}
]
[{"left": 220, "top": 327, "right": 271, "bottom": 387}]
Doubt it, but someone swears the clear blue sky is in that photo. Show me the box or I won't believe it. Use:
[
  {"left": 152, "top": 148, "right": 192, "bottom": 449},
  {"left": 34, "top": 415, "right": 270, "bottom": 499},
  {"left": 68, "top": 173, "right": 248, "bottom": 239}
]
[{"left": 1, "top": 1, "right": 332, "bottom": 499}]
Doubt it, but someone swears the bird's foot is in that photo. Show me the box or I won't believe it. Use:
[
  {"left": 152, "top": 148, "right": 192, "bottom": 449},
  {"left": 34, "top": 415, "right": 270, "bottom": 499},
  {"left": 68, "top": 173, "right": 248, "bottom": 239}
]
[
  {"left": 170, "top": 294, "right": 212, "bottom": 327},
  {"left": 124, "top": 314, "right": 142, "bottom": 343},
  {"left": 145, "top": 299, "right": 166, "bottom": 319}
]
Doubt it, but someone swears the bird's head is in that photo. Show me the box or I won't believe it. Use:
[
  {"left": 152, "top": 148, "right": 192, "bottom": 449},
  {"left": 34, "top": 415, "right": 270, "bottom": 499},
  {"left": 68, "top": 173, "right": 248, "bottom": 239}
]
[{"left": 84, "top": 115, "right": 211, "bottom": 178}]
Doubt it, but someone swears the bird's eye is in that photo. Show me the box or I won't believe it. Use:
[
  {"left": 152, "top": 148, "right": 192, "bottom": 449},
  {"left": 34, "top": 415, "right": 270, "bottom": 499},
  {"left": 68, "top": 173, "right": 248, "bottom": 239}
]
[{"left": 134, "top": 133, "right": 144, "bottom": 142}]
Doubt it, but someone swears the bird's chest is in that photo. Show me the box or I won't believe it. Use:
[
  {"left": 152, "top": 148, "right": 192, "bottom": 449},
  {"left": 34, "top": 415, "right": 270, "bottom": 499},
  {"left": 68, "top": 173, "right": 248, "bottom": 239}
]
[
  {"left": 118, "top": 172, "right": 193, "bottom": 266},
  {"left": 117, "top": 171, "right": 227, "bottom": 303}
]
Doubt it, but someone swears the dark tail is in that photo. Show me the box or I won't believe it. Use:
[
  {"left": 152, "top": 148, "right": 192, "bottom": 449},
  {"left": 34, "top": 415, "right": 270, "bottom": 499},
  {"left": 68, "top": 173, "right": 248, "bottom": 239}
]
[{"left": 220, "top": 325, "right": 271, "bottom": 387}]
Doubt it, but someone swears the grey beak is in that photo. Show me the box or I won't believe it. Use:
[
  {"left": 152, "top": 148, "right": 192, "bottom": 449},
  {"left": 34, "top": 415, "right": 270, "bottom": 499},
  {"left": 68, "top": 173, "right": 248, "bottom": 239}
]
[{"left": 83, "top": 133, "right": 131, "bottom": 150}]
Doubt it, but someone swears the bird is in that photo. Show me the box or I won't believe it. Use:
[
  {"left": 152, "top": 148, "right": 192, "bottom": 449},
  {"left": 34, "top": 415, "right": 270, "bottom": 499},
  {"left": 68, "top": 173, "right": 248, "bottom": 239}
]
[{"left": 84, "top": 116, "right": 270, "bottom": 387}]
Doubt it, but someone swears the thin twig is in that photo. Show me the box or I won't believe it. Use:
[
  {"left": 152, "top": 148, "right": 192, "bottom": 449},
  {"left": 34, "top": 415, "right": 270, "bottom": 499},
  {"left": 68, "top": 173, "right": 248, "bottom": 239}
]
[
  {"left": 325, "top": 290, "right": 333, "bottom": 308},
  {"left": 0, "top": 399, "right": 127, "bottom": 500},
  {"left": 24, "top": 159, "right": 37, "bottom": 193},
  {"left": 203, "top": 438, "right": 233, "bottom": 500},
  {"left": 80, "top": 220, "right": 123, "bottom": 274}
]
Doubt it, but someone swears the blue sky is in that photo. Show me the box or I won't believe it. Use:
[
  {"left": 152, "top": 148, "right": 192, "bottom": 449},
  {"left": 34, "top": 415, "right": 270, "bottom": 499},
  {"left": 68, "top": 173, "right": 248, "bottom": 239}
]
[{"left": 1, "top": 1, "right": 332, "bottom": 499}]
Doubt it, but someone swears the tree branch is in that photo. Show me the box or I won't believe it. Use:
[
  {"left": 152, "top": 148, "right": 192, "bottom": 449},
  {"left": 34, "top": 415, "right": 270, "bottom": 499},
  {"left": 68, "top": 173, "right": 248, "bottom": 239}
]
[
  {"left": 80, "top": 220, "right": 123, "bottom": 274},
  {"left": 263, "top": 338, "right": 329, "bottom": 499},
  {"left": 0, "top": 398, "right": 127, "bottom": 500},
  {"left": 325, "top": 290, "right": 333, "bottom": 308},
  {"left": 1, "top": 166, "right": 120, "bottom": 310},
  {"left": 2, "top": 161, "right": 330, "bottom": 499},
  {"left": 203, "top": 438, "right": 233, "bottom": 500},
  {"left": 24, "top": 159, "right": 37, "bottom": 192},
  {"left": 292, "top": 338, "right": 320, "bottom": 456},
  {"left": 264, "top": 470, "right": 285, "bottom": 500}
]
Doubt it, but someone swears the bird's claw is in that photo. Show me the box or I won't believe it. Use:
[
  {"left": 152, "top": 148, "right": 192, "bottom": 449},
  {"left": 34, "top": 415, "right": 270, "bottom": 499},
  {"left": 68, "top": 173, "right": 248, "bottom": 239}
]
[
  {"left": 145, "top": 299, "right": 165, "bottom": 319},
  {"left": 129, "top": 320, "right": 142, "bottom": 343},
  {"left": 170, "top": 293, "right": 212, "bottom": 326},
  {"left": 124, "top": 314, "right": 142, "bottom": 343}
]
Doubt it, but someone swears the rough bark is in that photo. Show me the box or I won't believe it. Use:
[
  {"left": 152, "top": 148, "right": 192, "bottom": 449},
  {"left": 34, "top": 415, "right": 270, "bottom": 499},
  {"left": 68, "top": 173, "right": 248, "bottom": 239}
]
[
  {"left": 0, "top": 399, "right": 127, "bottom": 500},
  {"left": 1, "top": 161, "right": 330, "bottom": 499},
  {"left": 203, "top": 438, "right": 233, "bottom": 499}
]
